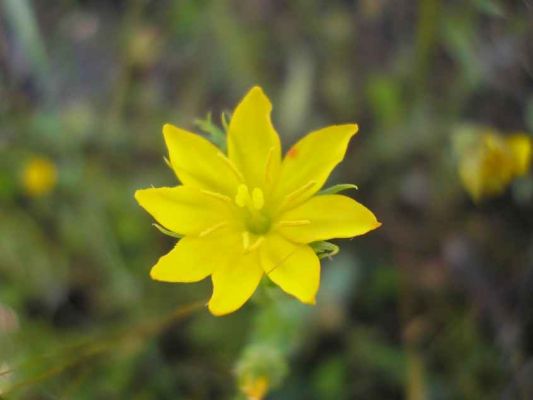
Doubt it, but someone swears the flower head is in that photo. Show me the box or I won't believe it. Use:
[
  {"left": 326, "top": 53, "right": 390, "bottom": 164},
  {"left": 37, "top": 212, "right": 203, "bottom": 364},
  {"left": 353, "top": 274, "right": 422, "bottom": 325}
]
[
  {"left": 454, "top": 126, "right": 532, "bottom": 201},
  {"left": 135, "top": 86, "right": 381, "bottom": 315},
  {"left": 21, "top": 156, "right": 57, "bottom": 197}
]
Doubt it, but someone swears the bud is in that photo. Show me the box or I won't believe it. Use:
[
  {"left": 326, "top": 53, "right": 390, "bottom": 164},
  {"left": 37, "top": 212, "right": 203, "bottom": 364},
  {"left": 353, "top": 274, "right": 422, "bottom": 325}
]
[{"left": 235, "top": 344, "right": 288, "bottom": 400}]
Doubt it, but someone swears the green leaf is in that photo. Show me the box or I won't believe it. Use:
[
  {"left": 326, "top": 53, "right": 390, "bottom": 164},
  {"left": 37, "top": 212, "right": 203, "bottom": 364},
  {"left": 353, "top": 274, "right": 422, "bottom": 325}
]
[
  {"left": 152, "top": 223, "right": 182, "bottom": 239},
  {"left": 310, "top": 241, "right": 339, "bottom": 259},
  {"left": 318, "top": 183, "right": 358, "bottom": 195}
]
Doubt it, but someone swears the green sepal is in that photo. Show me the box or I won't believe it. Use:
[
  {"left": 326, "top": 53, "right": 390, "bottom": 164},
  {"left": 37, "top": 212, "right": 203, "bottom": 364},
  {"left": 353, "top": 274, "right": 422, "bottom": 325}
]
[
  {"left": 221, "top": 110, "right": 231, "bottom": 131},
  {"left": 318, "top": 183, "right": 358, "bottom": 195},
  {"left": 194, "top": 112, "right": 227, "bottom": 150},
  {"left": 152, "top": 223, "right": 182, "bottom": 239},
  {"left": 310, "top": 241, "right": 339, "bottom": 259}
]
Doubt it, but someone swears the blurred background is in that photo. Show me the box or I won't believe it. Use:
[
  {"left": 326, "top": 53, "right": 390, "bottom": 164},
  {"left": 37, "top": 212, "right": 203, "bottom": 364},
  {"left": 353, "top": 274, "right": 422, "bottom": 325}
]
[{"left": 1, "top": 0, "right": 533, "bottom": 399}]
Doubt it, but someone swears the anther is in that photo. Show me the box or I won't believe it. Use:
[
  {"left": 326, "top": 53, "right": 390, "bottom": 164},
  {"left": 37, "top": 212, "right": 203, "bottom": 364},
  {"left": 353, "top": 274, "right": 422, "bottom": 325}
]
[
  {"left": 235, "top": 184, "right": 250, "bottom": 208},
  {"left": 252, "top": 188, "right": 264, "bottom": 210}
]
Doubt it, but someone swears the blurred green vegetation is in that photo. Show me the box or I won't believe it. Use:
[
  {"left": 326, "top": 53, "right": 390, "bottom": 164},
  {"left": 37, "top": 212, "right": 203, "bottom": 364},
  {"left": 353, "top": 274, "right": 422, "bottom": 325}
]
[{"left": 1, "top": 0, "right": 533, "bottom": 399}]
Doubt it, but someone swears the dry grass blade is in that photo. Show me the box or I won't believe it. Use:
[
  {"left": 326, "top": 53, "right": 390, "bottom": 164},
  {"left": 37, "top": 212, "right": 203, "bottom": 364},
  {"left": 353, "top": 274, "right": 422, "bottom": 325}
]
[{"left": 2, "top": 300, "right": 206, "bottom": 396}]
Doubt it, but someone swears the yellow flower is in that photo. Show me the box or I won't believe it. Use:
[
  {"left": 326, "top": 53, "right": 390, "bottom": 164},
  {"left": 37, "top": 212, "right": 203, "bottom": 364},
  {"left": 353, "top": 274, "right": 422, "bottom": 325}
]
[
  {"left": 21, "top": 156, "right": 57, "bottom": 197},
  {"left": 240, "top": 375, "right": 269, "bottom": 400},
  {"left": 235, "top": 344, "right": 287, "bottom": 399},
  {"left": 135, "top": 87, "right": 381, "bottom": 316},
  {"left": 456, "top": 127, "right": 532, "bottom": 201}
]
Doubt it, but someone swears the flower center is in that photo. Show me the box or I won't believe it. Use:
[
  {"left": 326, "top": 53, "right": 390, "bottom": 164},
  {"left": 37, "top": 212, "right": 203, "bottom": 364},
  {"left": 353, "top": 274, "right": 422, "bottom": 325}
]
[{"left": 234, "top": 184, "right": 271, "bottom": 235}]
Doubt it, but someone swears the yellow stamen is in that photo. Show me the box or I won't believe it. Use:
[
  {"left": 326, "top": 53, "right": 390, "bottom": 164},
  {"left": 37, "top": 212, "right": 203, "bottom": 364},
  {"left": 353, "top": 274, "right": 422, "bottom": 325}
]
[
  {"left": 276, "top": 220, "right": 311, "bottom": 228},
  {"left": 264, "top": 146, "right": 275, "bottom": 183},
  {"left": 217, "top": 152, "right": 245, "bottom": 182},
  {"left": 235, "top": 185, "right": 265, "bottom": 211},
  {"left": 279, "top": 180, "right": 317, "bottom": 210},
  {"left": 235, "top": 184, "right": 250, "bottom": 207},
  {"left": 199, "top": 222, "right": 228, "bottom": 237},
  {"left": 201, "top": 189, "right": 232, "bottom": 203},
  {"left": 242, "top": 231, "right": 250, "bottom": 250},
  {"left": 247, "top": 236, "right": 264, "bottom": 252},
  {"left": 252, "top": 187, "right": 264, "bottom": 210}
]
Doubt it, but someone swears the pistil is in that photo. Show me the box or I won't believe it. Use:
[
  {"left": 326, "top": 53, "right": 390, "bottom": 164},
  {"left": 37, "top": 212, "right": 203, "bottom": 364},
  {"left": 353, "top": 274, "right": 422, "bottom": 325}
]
[{"left": 234, "top": 184, "right": 271, "bottom": 235}]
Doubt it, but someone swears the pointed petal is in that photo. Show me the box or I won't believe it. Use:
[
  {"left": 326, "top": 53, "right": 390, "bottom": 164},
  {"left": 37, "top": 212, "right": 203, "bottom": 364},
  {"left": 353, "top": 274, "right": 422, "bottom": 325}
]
[
  {"left": 260, "top": 234, "right": 319, "bottom": 304},
  {"left": 163, "top": 124, "right": 241, "bottom": 195},
  {"left": 277, "top": 194, "right": 381, "bottom": 243},
  {"left": 208, "top": 248, "right": 263, "bottom": 316},
  {"left": 135, "top": 186, "right": 236, "bottom": 236},
  {"left": 150, "top": 235, "right": 227, "bottom": 282},
  {"left": 506, "top": 134, "right": 531, "bottom": 176},
  {"left": 272, "top": 124, "right": 358, "bottom": 210},
  {"left": 227, "top": 86, "right": 281, "bottom": 189}
]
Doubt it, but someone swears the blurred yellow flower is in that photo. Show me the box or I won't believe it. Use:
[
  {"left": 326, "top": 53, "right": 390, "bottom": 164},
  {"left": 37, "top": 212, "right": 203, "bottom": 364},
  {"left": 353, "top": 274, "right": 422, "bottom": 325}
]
[
  {"left": 135, "top": 86, "right": 381, "bottom": 316},
  {"left": 240, "top": 375, "right": 269, "bottom": 400},
  {"left": 455, "top": 127, "right": 532, "bottom": 201},
  {"left": 236, "top": 344, "right": 287, "bottom": 399},
  {"left": 21, "top": 156, "right": 58, "bottom": 197}
]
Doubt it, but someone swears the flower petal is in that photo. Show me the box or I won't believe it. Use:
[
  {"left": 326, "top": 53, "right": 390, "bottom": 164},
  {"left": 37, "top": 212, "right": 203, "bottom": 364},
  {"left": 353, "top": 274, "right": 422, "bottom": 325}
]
[
  {"left": 135, "top": 186, "right": 236, "bottom": 236},
  {"left": 208, "top": 248, "right": 263, "bottom": 316},
  {"left": 260, "top": 234, "right": 319, "bottom": 304},
  {"left": 163, "top": 124, "right": 241, "bottom": 195},
  {"left": 150, "top": 235, "right": 227, "bottom": 282},
  {"left": 506, "top": 134, "right": 531, "bottom": 176},
  {"left": 227, "top": 86, "right": 281, "bottom": 190},
  {"left": 277, "top": 194, "right": 381, "bottom": 243},
  {"left": 272, "top": 124, "right": 358, "bottom": 210}
]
